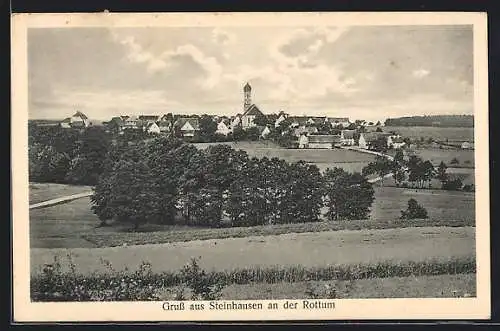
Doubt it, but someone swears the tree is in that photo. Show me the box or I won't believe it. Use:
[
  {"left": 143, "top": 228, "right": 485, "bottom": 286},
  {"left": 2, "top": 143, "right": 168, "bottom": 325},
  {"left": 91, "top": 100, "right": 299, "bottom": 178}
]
[
  {"left": 421, "top": 160, "right": 436, "bottom": 188},
  {"left": 375, "top": 127, "right": 383, "bottom": 132},
  {"left": 369, "top": 136, "right": 388, "bottom": 153},
  {"left": 253, "top": 113, "right": 269, "bottom": 127},
  {"left": 65, "top": 127, "right": 111, "bottom": 185},
  {"left": 246, "top": 126, "right": 261, "bottom": 141},
  {"left": 324, "top": 168, "right": 375, "bottom": 221},
  {"left": 400, "top": 199, "right": 428, "bottom": 219},
  {"left": 362, "top": 155, "right": 392, "bottom": 186},
  {"left": 232, "top": 126, "right": 246, "bottom": 141},
  {"left": 442, "top": 177, "right": 463, "bottom": 191},
  {"left": 198, "top": 115, "right": 217, "bottom": 142},
  {"left": 391, "top": 150, "right": 406, "bottom": 187},
  {"left": 450, "top": 157, "right": 460, "bottom": 165},
  {"left": 436, "top": 161, "right": 448, "bottom": 184},
  {"left": 317, "top": 122, "right": 332, "bottom": 135},
  {"left": 29, "top": 143, "right": 71, "bottom": 183}
]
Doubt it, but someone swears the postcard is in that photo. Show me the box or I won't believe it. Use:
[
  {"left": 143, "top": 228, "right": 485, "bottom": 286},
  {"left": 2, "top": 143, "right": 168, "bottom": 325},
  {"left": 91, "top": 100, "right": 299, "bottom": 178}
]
[{"left": 11, "top": 11, "right": 490, "bottom": 322}]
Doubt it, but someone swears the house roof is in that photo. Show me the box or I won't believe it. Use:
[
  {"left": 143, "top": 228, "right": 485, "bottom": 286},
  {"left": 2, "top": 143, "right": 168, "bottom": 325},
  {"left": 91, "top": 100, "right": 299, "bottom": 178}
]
[
  {"left": 146, "top": 122, "right": 159, "bottom": 128},
  {"left": 61, "top": 117, "right": 71, "bottom": 123},
  {"left": 327, "top": 117, "right": 350, "bottom": 123},
  {"left": 341, "top": 130, "right": 355, "bottom": 139},
  {"left": 288, "top": 116, "right": 309, "bottom": 125},
  {"left": 120, "top": 115, "right": 130, "bottom": 121},
  {"left": 176, "top": 117, "right": 200, "bottom": 131},
  {"left": 361, "top": 132, "right": 390, "bottom": 142},
  {"left": 139, "top": 115, "right": 159, "bottom": 121},
  {"left": 244, "top": 82, "right": 251, "bottom": 92},
  {"left": 308, "top": 135, "right": 341, "bottom": 143},
  {"left": 242, "top": 104, "right": 264, "bottom": 116},
  {"left": 72, "top": 111, "right": 88, "bottom": 119}
]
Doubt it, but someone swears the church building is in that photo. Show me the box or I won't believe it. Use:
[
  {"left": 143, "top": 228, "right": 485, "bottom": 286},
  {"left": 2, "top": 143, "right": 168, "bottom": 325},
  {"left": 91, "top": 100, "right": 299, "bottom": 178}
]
[{"left": 240, "top": 82, "right": 264, "bottom": 129}]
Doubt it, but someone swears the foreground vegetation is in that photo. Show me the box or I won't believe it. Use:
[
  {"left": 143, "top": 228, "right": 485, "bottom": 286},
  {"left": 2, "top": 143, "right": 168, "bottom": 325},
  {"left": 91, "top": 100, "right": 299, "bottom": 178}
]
[{"left": 31, "top": 256, "right": 475, "bottom": 301}]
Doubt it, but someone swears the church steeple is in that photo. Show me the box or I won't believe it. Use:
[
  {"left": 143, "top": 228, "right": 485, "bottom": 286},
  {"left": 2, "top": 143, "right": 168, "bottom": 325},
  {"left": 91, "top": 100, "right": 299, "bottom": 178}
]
[{"left": 243, "top": 82, "right": 252, "bottom": 110}]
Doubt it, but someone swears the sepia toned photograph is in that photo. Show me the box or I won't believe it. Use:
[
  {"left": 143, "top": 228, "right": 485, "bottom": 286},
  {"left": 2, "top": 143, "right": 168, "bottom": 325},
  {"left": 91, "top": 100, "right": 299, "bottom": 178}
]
[{"left": 11, "top": 12, "right": 490, "bottom": 321}]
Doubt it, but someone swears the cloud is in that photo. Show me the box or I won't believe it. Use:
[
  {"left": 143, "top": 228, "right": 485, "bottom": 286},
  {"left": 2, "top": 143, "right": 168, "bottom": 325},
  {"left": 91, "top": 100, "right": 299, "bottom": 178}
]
[{"left": 412, "top": 69, "right": 431, "bottom": 78}]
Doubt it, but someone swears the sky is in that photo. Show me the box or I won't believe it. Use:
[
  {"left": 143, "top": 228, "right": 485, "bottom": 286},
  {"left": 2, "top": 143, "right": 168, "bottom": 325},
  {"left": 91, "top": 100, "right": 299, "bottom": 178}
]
[{"left": 28, "top": 25, "right": 473, "bottom": 122}]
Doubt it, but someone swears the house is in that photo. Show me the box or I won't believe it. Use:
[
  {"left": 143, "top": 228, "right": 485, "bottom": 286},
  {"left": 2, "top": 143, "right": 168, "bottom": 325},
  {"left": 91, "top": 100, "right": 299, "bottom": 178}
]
[
  {"left": 358, "top": 132, "right": 392, "bottom": 149},
  {"left": 107, "top": 116, "right": 125, "bottom": 133},
  {"left": 340, "top": 130, "right": 356, "bottom": 146},
  {"left": 288, "top": 116, "right": 309, "bottom": 129},
  {"left": 123, "top": 115, "right": 140, "bottom": 130},
  {"left": 327, "top": 117, "right": 350, "bottom": 128},
  {"left": 139, "top": 115, "right": 160, "bottom": 122},
  {"left": 294, "top": 125, "right": 318, "bottom": 137},
  {"left": 157, "top": 120, "right": 173, "bottom": 133},
  {"left": 298, "top": 134, "right": 309, "bottom": 149},
  {"left": 306, "top": 135, "right": 341, "bottom": 149},
  {"left": 231, "top": 114, "right": 242, "bottom": 129},
  {"left": 461, "top": 141, "right": 474, "bottom": 149},
  {"left": 387, "top": 135, "right": 406, "bottom": 149},
  {"left": 70, "top": 111, "right": 90, "bottom": 127},
  {"left": 60, "top": 118, "right": 72, "bottom": 129},
  {"left": 306, "top": 117, "right": 325, "bottom": 126},
  {"left": 241, "top": 104, "right": 264, "bottom": 129},
  {"left": 175, "top": 117, "right": 200, "bottom": 138},
  {"left": 274, "top": 111, "right": 289, "bottom": 128},
  {"left": 216, "top": 120, "right": 232, "bottom": 136},
  {"left": 146, "top": 122, "right": 161, "bottom": 134},
  {"left": 259, "top": 126, "right": 271, "bottom": 139}
]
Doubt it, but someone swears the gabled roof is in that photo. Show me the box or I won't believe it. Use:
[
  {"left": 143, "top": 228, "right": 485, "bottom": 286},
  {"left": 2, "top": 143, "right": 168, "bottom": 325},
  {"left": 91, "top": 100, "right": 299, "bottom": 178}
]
[
  {"left": 341, "top": 130, "right": 356, "bottom": 139},
  {"left": 176, "top": 117, "right": 200, "bottom": 131},
  {"left": 61, "top": 117, "right": 71, "bottom": 123},
  {"left": 308, "top": 135, "right": 341, "bottom": 143},
  {"left": 242, "top": 104, "right": 263, "bottom": 116},
  {"left": 327, "top": 117, "right": 350, "bottom": 123},
  {"left": 72, "top": 111, "right": 88, "bottom": 120},
  {"left": 157, "top": 120, "right": 172, "bottom": 127},
  {"left": 120, "top": 115, "right": 130, "bottom": 121},
  {"left": 146, "top": 122, "right": 159, "bottom": 129},
  {"left": 288, "top": 116, "right": 309, "bottom": 126}
]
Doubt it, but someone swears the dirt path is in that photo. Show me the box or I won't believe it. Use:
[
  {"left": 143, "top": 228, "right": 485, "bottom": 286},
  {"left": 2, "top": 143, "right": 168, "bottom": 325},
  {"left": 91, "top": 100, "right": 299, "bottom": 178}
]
[
  {"left": 31, "top": 226, "right": 475, "bottom": 275},
  {"left": 29, "top": 192, "right": 94, "bottom": 210}
]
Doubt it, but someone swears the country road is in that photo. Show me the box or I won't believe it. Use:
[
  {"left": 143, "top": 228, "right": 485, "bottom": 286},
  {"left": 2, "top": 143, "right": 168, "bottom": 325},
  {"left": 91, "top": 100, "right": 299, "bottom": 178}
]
[{"left": 29, "top": 191, "right": 94, "bottom": 210}]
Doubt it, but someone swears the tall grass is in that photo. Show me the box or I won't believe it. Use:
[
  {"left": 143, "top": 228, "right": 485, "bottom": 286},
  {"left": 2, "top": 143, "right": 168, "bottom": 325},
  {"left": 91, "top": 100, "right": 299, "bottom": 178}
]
[{"left": 31, "top": 255, "right": 475, "bottom": 301}]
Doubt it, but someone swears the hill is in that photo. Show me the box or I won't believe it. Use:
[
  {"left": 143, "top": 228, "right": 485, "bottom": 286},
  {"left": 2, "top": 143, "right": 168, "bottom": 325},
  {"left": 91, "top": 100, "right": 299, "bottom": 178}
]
[{"left": 384, "top": 115, "right": 473, "bottom": 128}]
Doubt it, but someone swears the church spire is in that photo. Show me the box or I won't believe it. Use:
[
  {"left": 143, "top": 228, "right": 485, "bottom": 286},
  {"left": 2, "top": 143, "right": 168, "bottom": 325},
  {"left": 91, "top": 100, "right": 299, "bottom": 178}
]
[{"left": 243, "top": 82, "right": 252, "bottom": 110}]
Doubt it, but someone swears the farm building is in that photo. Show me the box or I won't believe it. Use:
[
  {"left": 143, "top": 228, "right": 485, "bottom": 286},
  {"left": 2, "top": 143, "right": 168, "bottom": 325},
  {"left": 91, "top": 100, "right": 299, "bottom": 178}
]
[
  {"left": 216, "top": 120, "right": 232, "bottom": 136},
  {"left": 294, "top": 125, "right": 318, "bottom": 137},
  {"left": 300, "top": 134, "right": 341, "bottom": 149},
  {"left": 358, "top": 132, "right": 392, "bottom": 149},
  {"left": 60, "top": 111, "right": 91, "bottom": 129},
  {"left": 175, "top": 118, "right": 200, "bottom": 138},
  {"left": 327, "top": 117, "right": 350, "bottom": 127},
  {"left": 146, "top": 122, "right": 161, "bottom": 134},
  {"left": 340, "top": 130, "right": 356, "bottom": 146},
  {"left": 274, "top": 111, "right": 289, "bottom": 128}
]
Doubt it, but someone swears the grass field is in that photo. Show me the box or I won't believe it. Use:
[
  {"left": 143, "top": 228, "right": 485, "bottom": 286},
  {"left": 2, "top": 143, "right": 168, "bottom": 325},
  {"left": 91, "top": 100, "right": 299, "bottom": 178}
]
[
  {"left": 372, "top": 186, "right": 475, "bottom": 221},
  {"left": 193, "top": 141, "right": 375, "bottom": 173},
  {"left": 218, "top": 273, "right": 476, "bottom": 299},
  {"left": 29, "top": 183, "right": 93, "bottom": 204},
  {"left": 29, "top": 184, "right": 475, "bottom": 249},
  {"left": 30, "top": 226, "right": 475, "bottom": 275},
  {"left": 391, "top": 148, "right": 475, "bottom": 168},
  {"left": 384, "top": 126, "right": 474, "bottom": 142}
]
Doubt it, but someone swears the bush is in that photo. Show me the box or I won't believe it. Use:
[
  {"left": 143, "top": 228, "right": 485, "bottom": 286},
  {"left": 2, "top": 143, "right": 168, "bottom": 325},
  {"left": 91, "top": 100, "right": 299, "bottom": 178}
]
[
  {"left": 442, "top": 178, "right": 463, "bottom": 191},
  {"left": 462, "top": 184, "right": 474, "bottom": 192},
  {"left": 179, "top": 257, "right": 224, "bottom": 300},
  {"left": 400, "top": 199, "right": 428, "bottom": 220}
]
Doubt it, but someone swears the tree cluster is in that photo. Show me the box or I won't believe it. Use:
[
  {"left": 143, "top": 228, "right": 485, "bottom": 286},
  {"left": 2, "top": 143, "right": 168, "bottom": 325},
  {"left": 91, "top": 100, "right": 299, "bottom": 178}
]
[{"left": 91, "top": 137, "right": 376, "bottom": 230}]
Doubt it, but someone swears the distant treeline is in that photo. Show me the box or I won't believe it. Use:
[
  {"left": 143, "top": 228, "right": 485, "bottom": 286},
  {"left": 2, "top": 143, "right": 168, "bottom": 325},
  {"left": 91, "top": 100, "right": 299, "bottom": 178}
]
[{"left": 384, "top": 115, "right": 473, "bottom": 128}]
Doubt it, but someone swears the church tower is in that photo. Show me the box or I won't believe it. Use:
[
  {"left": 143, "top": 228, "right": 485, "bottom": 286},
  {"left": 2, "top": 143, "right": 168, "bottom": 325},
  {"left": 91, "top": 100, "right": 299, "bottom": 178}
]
[{"left": 243, "top": 82, "right": 252, "bottom": 111}]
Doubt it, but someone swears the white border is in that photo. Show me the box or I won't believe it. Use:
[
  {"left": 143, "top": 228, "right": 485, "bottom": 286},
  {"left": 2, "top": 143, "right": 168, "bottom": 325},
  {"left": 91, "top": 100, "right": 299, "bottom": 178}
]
[{"left": 11, "top": 12, "right": 490, "bottom": 322}]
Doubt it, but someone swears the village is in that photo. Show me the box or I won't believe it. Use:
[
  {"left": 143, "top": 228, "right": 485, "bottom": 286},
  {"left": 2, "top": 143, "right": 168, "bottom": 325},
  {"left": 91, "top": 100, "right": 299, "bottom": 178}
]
[{"left": 50, "top": 82, "right": 472, "bottom": 153}]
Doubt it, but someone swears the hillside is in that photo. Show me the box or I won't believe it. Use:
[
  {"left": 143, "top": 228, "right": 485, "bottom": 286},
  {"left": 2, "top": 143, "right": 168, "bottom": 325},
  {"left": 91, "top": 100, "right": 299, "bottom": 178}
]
[{"left": 384, "top": 115, "right": 473, "bottom": 128}]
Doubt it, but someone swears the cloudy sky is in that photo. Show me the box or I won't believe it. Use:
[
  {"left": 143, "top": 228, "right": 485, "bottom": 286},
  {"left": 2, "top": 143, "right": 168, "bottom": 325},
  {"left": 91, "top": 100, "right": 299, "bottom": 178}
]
[{"left": 28, "top": 25, "right": 473, "bottom": 122}]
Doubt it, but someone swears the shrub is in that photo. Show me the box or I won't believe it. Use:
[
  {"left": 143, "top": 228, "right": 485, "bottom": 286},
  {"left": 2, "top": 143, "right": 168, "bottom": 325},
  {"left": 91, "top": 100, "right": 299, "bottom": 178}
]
[
  {"left": 462, "top": 184, "right": 474, "bottom": 192},
  {"left": 179, "top": 257, "right": 224, "bottom": 300},
  {"left": 442, "top": 178, "right": 463, "bottom": 191},
  {"left": 400, "top": 199, "right": 428, "bottom": 220}
]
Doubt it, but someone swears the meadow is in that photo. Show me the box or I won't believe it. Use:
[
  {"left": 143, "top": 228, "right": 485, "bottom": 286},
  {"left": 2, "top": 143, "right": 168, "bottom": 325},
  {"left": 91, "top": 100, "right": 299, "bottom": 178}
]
[
  {"left": 29, "top": 184, "right": 475, "bottom": 249},
  {"left": 193, "top": 141, "right": 375, "bottom": 173},
  {"left": 388, "top": 148, "right": 475, "bottom": 168},
  {"left": 29, "top": 183, "right": 93, "bottom": 204},
  {"left": 383, "top": 126, "right": 474, "bottom": 142},
  {"left": 31, "top": 226, "right": 475, "bottom": 275}
]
